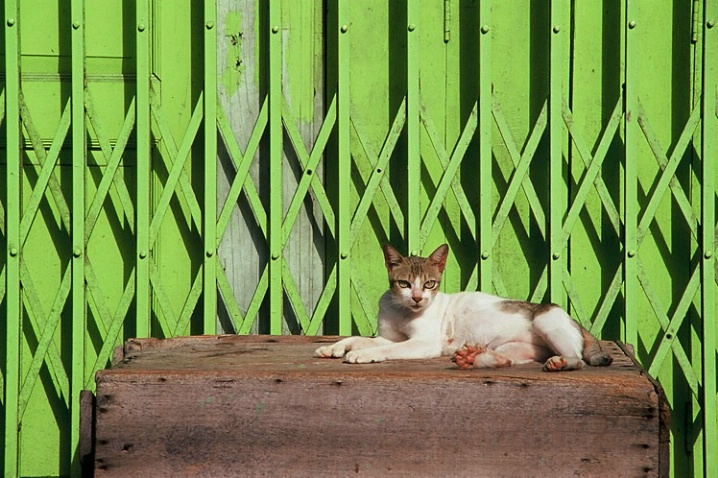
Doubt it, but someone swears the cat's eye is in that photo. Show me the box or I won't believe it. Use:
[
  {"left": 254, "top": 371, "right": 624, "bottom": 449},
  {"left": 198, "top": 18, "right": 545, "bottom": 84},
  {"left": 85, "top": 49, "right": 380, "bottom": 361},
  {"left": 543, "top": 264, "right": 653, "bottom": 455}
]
[
  {"left": 424, "top": 280, "right": 437, "bottom": 289},
  {"left": 397, "top": 280, "right": 412, "bottom": 289}
]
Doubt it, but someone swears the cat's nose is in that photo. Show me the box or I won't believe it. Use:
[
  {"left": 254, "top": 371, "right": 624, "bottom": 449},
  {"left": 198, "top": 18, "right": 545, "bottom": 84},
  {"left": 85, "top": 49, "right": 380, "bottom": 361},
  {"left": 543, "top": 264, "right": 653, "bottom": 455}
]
[{"left": 412, "top": 296, "right": 422, "bottom": 303}]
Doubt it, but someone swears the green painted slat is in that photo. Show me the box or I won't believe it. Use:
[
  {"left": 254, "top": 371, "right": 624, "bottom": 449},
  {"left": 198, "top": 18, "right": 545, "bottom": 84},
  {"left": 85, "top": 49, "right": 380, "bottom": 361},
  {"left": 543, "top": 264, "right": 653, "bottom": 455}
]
[
  {"left": 238, "top": 266, "right": 269, "bottom": 335},
  {"left": 701, "top": 2, "right": 718, "bottom": 474},
  {"left": 3, "top": 5, "right": 21, "bottom": 472},
  {"left": 204, "top": 0, "right": 218, "bottom": 333},
  {"left": 478, "top": 1, "right": 492, "bottom": 291},
  {"left": 337, "top": 0, "right": 351, "bottom": 334},
  {"left": 70, "top": 0, "right": 86, "bottom": 471},
  {"left": 549, "top": 0, "right": 567, "bottom": 304},
  {"left": 268, "top": 1, "right": 283, "bottom": 335},
  {"left": 136, "top": 0, "right": 151, "bottom": 338},
  {"left": 624, "top": 2, "right": 638, "bottom": 348},
  {"left": 281, "top": 258, "right": 311, "bottom": 333},
  {"left": 306, "top": 265, "right": 337, "bottom": 335},
  {"left": 407, "top": 0, "right": 420, "bottom": 254}
]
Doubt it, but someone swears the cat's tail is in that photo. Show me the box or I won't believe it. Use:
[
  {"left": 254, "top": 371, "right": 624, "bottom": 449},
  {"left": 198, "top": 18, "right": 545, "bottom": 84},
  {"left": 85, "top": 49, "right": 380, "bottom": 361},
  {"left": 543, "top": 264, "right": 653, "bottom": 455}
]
[{"left": 580, "top": 327, "right": 613, "bottom": 367}]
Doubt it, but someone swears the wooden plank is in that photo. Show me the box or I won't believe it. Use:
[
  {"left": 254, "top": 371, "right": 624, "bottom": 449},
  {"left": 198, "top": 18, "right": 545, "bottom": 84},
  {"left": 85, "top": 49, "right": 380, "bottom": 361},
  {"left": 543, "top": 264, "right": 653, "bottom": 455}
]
[{"left": 94, "top": 335, "right": 668, "bottom": 477}]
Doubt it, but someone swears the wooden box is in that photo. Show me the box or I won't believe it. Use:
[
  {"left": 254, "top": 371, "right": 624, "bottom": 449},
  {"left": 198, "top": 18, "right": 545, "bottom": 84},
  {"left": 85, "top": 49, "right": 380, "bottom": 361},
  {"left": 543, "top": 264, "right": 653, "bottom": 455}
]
[{"left": 88, "top": 335, "right": 669, "bottom": 477}]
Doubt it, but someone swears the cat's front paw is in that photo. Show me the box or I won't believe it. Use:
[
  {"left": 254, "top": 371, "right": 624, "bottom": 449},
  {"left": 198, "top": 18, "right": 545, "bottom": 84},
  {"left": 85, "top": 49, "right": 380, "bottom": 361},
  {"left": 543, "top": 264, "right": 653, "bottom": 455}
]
[
  {"left": 314, "top": 343, "right": 348, "bottom": 358},
  {"left": 451, "top": 344, "right": 485, "bottom": 369},
  {"left": 344, "top": 349, "right": 386, "bottom": 364}
]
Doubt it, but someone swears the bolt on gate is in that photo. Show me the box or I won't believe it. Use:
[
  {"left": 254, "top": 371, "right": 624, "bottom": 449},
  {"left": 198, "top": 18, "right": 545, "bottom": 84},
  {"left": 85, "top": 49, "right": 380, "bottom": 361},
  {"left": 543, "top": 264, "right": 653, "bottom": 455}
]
[{"left": 1, "top": 1, "right": 717, "bottom": 477}]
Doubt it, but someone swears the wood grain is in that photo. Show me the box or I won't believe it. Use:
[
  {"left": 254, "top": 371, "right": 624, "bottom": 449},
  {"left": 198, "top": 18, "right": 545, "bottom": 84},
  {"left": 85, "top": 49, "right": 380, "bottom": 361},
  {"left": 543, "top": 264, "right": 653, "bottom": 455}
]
[{"left": 93, "top": 335, "right": 668, "bottom": 477}]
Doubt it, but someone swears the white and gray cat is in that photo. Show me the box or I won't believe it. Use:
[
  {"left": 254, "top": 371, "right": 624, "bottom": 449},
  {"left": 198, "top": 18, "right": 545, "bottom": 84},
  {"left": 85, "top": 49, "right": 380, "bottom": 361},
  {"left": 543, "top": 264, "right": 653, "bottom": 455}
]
[{"left": 315, "top": 244, "right": 612, "bottom": 371}]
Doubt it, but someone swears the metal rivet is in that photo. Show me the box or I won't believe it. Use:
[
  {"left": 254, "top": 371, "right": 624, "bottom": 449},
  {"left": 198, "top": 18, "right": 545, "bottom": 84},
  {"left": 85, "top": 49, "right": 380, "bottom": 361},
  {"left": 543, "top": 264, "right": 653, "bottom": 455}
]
[
  {"left": 139, "top": 251, "right": 147, "bottom": 259},
  {"left": 376, "top": 168, "right": 382, "bottom": 174},
  {"left": 553, "top": 25, "right": 560, "bottom": 33},
  {"left": 138, "top": 24, "right": 146, "bottom": 32},
  {"left": 9, "top": 247, "right": 18, "bottom": 257},
  {"left": 206, "top": 250, "right": 214, "bottom": 258},
  {"left": 481, "top": 252, "right": 489, "bottom": 260},
  {"left": 340, "top": 252, "right": 348, "bottom": 260},
  {"left": 272, "top": 25, "right": 279, "bottom": 34},
  {"left": 705, "top": 251, "right": 713, "bottom": 259},
  {"left": 206, "top": 21, "right": 214, "bottom": 30},
  {"left": 73, "top": 248, "right": 82, "bottom": 258},
  {"left": 410, "top": 250, "right": 418, "bottom": 257},
  {"left": 341, "top": 24, "right": 349, "bottom": 33},
  {"left": 627, "top": 250, "right": 636, "bottom": 258},
  {"left": 552, "top": 253, "right": 560, "bottom": 260},
  {"left": 708, "top": 20, "right": 715, "bottom": 29},
  {"left": 271, "top": 252, "right": 280, "bottom": 260},
  {"left": 408, "top": 24, "right": 416, "bottom": 32},
  {"left": 72, "top": 21, "right": 80, "bottom": 30},
  {"left": 480, "top": 25, "right": 489, "bottom": 34},
  {"left": 306, "top": 169, "right": 313, "bottom": 176},
  {"left": 7, "top": 18, "right": 15, "bottom": 27},
  {"left": 628, "top": 20, "right": 636, "bottom": 29}
]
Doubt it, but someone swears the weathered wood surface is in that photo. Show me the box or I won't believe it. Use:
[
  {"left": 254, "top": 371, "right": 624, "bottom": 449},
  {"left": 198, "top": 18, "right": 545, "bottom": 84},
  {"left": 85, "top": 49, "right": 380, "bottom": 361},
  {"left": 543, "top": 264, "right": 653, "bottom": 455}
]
[{"left": 93, "top": 335, "right": 668, "bottom": 478}]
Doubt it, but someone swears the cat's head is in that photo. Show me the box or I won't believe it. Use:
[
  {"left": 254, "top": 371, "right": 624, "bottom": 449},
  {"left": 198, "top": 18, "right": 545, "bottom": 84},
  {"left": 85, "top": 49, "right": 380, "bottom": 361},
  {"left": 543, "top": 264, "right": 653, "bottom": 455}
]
[{"left": 382, "top": 243, "right": 449, "bottom": 313}]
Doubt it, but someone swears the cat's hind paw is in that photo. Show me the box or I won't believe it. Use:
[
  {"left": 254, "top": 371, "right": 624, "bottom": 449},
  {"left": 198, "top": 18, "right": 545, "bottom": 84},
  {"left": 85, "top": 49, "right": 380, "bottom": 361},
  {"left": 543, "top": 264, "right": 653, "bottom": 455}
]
[
  {"left": 451, "top": 344, "right": 485, "bottom": 370},
  {"left": 542, "top": 355, "right": 584, "bottom": 372}
]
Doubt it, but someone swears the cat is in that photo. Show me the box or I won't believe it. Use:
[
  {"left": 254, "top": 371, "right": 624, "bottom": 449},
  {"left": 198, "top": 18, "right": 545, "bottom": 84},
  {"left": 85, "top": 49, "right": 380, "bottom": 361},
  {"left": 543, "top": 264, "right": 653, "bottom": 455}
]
[{"left": 314, "top": 243, "right": 612, "bottom": 372}]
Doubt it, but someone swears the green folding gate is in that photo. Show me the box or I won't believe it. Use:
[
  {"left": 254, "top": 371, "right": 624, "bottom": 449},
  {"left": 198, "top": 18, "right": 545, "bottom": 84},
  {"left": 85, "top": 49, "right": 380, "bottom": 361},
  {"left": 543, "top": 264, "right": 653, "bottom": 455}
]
[{"left": 1, "top": 1, "right": 717, "bottom": 476}]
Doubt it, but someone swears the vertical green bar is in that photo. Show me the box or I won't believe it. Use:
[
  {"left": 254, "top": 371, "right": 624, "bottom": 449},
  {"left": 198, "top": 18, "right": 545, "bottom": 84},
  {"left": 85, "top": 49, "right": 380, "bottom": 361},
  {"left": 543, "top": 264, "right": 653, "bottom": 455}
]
[
  {"left": 478, "top": 1, "right": 492, "bottom": 292},
  {"left": 549, "top": 1, "right": 566, "bottom": 305},
  {"left": 203, "top": 0, "right": 217, "bottom": 334},
  {"left": 406, "top": 0, "right": 420, "bottom": 254},
  {"left": 3, "top": 1, "right": 21, "bottom": 476},
  {"left": 268, "top": 1, "right": 283, "bottom": 334},
  {"left": 337, "top": 0, "right": 352, "bottom": 335},
  {"left": 701, "top": 1, "right": 717, "bottom": 475},
  {"left": 623, "top": 2, "right": 638, "bottom": 348},
  {"left": 136, "top": 0, "right": 151, "bottom": 337},
  {"left": 70, "top": 0, "right": 86, "bottom": 473}
]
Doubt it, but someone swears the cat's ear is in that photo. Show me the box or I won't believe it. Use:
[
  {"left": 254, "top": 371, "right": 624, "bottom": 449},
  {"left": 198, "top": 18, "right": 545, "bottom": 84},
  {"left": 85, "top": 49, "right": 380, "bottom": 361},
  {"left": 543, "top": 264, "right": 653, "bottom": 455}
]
[
  {"left": 427, "top": 244, "right": 449, "bottom": 273},
  {"left": 383, "top": 244, "right": 404, "bottom": 270}
]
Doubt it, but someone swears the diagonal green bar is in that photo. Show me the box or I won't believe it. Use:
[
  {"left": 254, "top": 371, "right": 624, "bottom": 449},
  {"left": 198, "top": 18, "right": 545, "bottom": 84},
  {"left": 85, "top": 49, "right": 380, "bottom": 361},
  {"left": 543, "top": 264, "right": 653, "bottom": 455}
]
[
  {"left": 349, "top": 103, "right": 407, "bottom": 245},
  {"left": 4, "top": 6, "right": 22, "bottom": 469},
  {"left": 19, "top": 99, "right": 71, "bottom": 243},
  {"left": 701, "top": 2, "right": 718, "bottom": 473},
  {"left": 70, "top": 0, "right": 87, "bottom": 471},
  {"left": 636, "top": 102, "right": 700, "bottom": 243},
  {"left": 85, "top": 261, "right": 113, "bottom": 337},
  {"left": 268, "top": 0, "right": 283, "bottom": 334},
  {"left": 337, "top": 0, "right": 351, "bottom": 335},
  {"left": 561, "top": 98, "right": 623, "bottom": 246},
  {"left": 492, "top": 99, "right": 548, "bottom": 240},
  {"left": 204, "top": 0, "right": 218, "bottom": 333},
  {"left": 84, "top": 96, "right": 136, "bottom": 241},
  {"left": 148, "top": 262, "right": 178, "bottom": 338},
  {"left": 19, "top": 262, "right": 71, "bottom": 406},
  {"left": 238, "top": 266, "right": 269, "bottom": 334},
  {"left": 216, "top": 98, "right": 268, "bottom": 243},
  {"left": 307, "top": 265, "right": 337, "bottom": 335},
  {"left": 84, "top": 90, "right": 136, "bottom": 237},
  {"left": 216, "top": 265, "right": 245, "bottom": 333},
  {"left": 281, "top": 95, "right": 337, "bottom": 241},
  {"left": 419, "top": 102, "right": 478, "bottom": 249},
  {"left": 149, "top": 96, "right": 204, "bottom": 246},
  {"left": 86, "top": 271, "right": 135, "bottom": 389},
  {"left": 588, "top": 265, "right": 624, "bottom": 336},
  {"left": 406, "top": 0, "right": 420, "bottom": 254},
  {"left": 281, "top": 259, "right": 311, "bottom": 333},
  {"left": 561, "top": 269, "right": 589, "bottom": 328},
  {"left": 136, "top": 0, "right": 151, "bottom": 338},
  {"left": 478, "top": 1, "right": 492, "bottom": 291},
  {"left": 350, "top": 271, "right": 379, "bottom": 336},
  {"left": 19, "top": 94, "right": 72, "bottom": 233},
  {"left": 18, "top": 266, "right": 71, "bottom": 418},
  {"left": 172, "top": 271, "right": 203, "bottom": 336}
]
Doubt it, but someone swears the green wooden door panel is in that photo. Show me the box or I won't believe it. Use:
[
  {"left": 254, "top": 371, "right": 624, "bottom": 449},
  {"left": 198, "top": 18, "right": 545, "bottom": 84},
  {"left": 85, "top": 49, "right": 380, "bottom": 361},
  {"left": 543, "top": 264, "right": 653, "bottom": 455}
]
[{"left": 1, "top": 1, "right": 717, "bottom": 477}]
